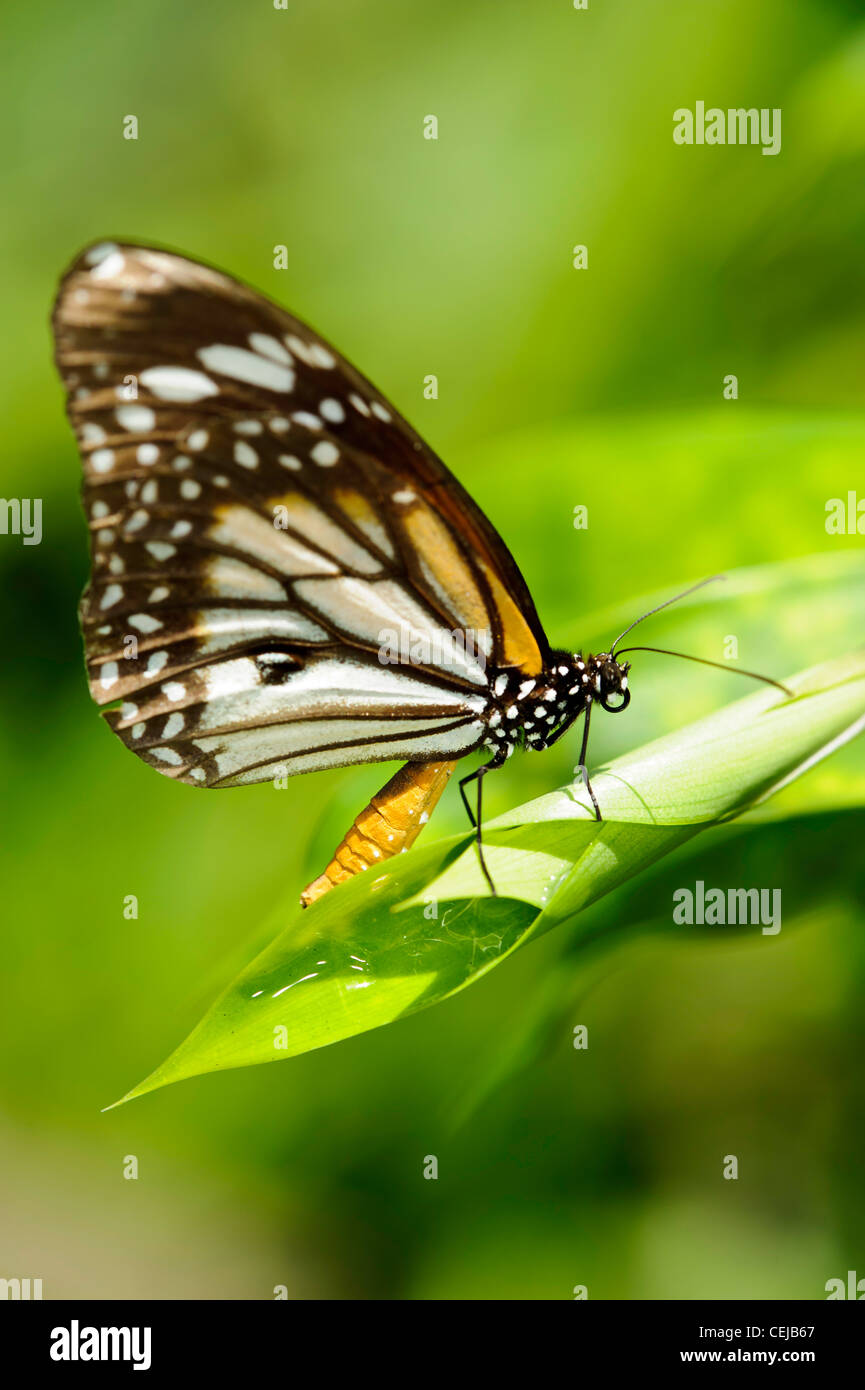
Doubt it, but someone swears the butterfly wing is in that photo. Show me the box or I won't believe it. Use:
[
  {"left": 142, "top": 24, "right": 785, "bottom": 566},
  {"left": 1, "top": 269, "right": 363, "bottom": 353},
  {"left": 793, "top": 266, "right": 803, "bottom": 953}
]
[{"left": 52, "top": 242, "right": 550, "bottom": 789}]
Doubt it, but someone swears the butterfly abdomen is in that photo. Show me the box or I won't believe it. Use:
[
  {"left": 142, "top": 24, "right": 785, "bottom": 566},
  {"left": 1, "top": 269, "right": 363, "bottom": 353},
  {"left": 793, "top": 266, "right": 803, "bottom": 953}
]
[{"left": 300, "top": 760, "right": 457, "bottom": 906}]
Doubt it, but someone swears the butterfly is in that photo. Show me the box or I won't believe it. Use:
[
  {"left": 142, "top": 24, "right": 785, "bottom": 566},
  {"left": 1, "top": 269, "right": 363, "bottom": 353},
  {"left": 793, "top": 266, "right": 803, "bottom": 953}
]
[{"left": 53, "top": 243, "right": 786, "bottom": 906}]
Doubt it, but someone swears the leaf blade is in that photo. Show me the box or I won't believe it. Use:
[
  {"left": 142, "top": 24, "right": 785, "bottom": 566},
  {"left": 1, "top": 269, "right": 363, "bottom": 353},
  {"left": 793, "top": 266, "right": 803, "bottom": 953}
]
[{"left": 109, "top": 647, "right": 865, "bottom": 1107}]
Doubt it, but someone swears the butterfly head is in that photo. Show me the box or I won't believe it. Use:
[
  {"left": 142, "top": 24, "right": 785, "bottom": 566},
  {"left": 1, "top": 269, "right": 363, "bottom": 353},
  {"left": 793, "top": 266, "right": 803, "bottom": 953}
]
[{"left": 588, "top": 652, "right": 632, "bottom": 713}]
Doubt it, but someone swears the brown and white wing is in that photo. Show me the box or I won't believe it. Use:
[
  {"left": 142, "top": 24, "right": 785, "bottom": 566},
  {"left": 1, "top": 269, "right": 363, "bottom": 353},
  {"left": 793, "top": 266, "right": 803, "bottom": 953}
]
[{"left": 52, "top": 242, "right": 548, "bottom": 787}]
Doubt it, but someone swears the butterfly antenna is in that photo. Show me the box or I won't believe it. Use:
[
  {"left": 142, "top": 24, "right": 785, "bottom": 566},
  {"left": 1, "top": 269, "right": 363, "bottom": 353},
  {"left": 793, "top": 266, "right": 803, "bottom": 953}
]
[
  {"left": 610, "top": 575, "right": 725, "bottom": 655},
  {"left": 614, "top": 645, "right": 793, "bottom": 696}
]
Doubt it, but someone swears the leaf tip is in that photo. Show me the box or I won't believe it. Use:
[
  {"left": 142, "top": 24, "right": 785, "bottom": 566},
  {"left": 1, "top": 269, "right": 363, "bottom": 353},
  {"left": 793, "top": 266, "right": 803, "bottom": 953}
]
[{"left": 101, "top": 1070, "right": 164, "bottom": 1112}]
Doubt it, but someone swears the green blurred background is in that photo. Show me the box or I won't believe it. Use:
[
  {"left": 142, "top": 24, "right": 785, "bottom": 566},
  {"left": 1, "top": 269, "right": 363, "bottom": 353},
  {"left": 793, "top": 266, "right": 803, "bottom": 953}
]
[{"left": 2, "top": 0, "right": 864, "bottom": 1298}]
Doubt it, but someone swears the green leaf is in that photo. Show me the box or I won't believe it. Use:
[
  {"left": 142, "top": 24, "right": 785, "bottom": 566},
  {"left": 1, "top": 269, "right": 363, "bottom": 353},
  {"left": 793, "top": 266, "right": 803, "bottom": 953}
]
[
  {"left": 538, "top": 548, "right": 865, "bottom": 824},
  {"left": 107, "top": 646, "right": 865, "bottom": 1107}
]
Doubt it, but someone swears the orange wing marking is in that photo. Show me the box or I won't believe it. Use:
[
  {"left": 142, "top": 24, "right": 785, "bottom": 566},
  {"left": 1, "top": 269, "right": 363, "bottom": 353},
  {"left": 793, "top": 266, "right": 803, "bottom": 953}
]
[{"left": 475, "top": 560, "right": 544, "bottom": 676}]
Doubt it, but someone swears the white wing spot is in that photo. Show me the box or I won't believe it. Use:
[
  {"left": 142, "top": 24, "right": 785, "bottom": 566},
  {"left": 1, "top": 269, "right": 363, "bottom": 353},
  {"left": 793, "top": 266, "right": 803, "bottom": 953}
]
[
  {"left": 151, "top": 746, "right": 182, "bottom": 765},
  {"left": 129, "top": 613, "right": 162, "bottom": 633},
  {"left": 99, "top": 662, "right": 119, "bottom": 689},
  {"left": 90, "top": 449, "right": 115, "bottom": 473},
  {"left": 90, "top": 250, "right": 126, "bottom": 281},
  {"left": 198, "top": 343, "right": 295, "bottom": 393},
  {"left": 100, "top": 584, "right": 124, "bottom": 610},
  {"left": 171, "top": 520, "right": 192, "bottom": 539},
  {"left": 146, "top": 542, "right": 176, "bottom": 561},
  {"left": 284, "top": 334, "right": 314, "bottom": 364},
  {"left": 278, "top": 455, "right": 302, "bottom": 470},
  {"left": 84, "top": 242, "right": 119, "bottom": 266},
  {"left": 319, "top": 398, "right": 345, "bottom": 423},
  {"left": 311, "top": 441, "right": 339, "bottom": 466},
  {"left": 291, "top": 411, "right": 322, "bottom": 431},
  {"left": 180, "top": 479, "right": 202, "bottom": 499},
  {"left": 163, "top": 712, "right": 185, "bottom": 738},
  {"left": 139, "top": 366, "right": 219, "bottom": 402},
  {"left": 249, "top": 332, "right": 293, "bottom": 365},
  {"left": 234, "top": 440, "right": 259, "bottom": 469},
  {"left": 187, "top": 429, "right": 209, "bottom": 451},
  {"left": 146, "top": 651, "right": 168, "bottom": 675},
  {"left": 116, "top": 404, "right": 156, "bottom": 432},
  {"left": 233, "top": 419, "right": 263, "bottom": 435}
]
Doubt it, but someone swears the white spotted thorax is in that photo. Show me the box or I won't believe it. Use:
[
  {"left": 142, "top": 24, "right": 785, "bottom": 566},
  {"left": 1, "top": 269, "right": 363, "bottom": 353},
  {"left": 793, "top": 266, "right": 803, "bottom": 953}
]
[{"left": 483, "top": 651, "right": 632, "bottom": 757}]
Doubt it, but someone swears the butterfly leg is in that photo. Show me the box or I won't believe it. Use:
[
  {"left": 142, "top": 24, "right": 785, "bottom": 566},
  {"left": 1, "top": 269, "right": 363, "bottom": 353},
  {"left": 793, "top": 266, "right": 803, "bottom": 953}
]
[
  {"left": 577, "top": 700, "right": 602, "bottom": 821},
  {"left": 458, "top": 755, "right": 505, "bottom": 896}
]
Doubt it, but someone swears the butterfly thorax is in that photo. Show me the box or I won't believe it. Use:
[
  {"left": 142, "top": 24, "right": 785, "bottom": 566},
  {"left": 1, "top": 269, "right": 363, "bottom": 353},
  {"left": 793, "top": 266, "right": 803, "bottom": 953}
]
[{"left": 482, "top": 649, "right": 631, "bottom": 758}]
